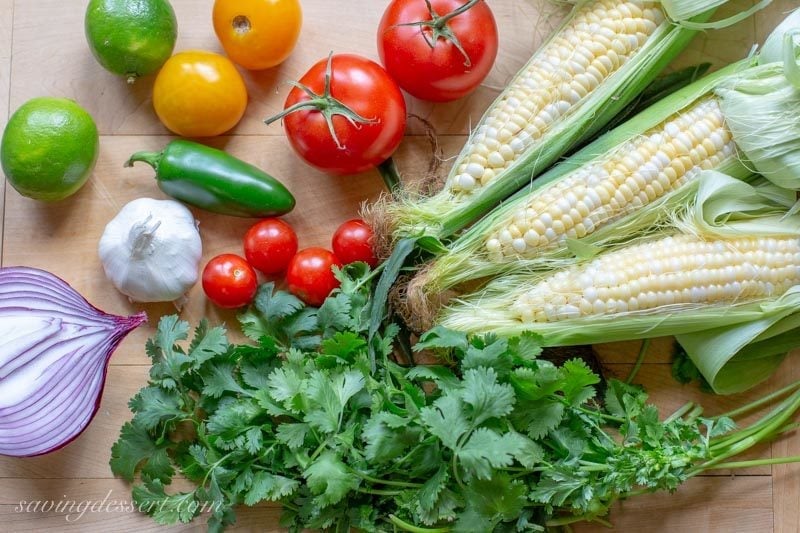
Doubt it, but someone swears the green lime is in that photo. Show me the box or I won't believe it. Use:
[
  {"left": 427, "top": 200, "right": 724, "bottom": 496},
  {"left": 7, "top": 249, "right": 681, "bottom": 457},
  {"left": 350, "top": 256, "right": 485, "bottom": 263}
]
[
  {"left": 1, "top": 97, "right": 99, "bottom": 202},
  {"left": 85, "top": 0, "right": 178, "bottom": 82}
]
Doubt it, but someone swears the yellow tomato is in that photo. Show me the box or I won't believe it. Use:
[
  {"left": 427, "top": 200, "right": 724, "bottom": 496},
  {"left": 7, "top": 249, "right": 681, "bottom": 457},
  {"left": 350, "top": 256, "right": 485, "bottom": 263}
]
[
  {"left": 212, "top": 0, "right": 302, "bottom": 70},
  {"left": 152, "top": 50, "right": 248, "bottom": 137}
]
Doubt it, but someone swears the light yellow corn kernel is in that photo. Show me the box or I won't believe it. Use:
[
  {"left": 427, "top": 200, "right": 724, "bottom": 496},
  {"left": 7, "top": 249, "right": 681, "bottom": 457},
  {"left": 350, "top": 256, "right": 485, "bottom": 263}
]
[
  {"left": 512, "top": 235, "right": 800, "bottom": 323},
  {"left": 483, "top": 97, "right": 740, "bottom": 261},
  {"left": 448, "top": 0, "right": 665, "bottom": 195}
]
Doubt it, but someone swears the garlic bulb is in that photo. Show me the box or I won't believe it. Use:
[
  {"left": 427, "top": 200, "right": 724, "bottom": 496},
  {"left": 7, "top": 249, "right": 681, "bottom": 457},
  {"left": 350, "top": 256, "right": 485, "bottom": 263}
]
[{"left": 99, "top": 198, "right": 202, "bottom": 304}]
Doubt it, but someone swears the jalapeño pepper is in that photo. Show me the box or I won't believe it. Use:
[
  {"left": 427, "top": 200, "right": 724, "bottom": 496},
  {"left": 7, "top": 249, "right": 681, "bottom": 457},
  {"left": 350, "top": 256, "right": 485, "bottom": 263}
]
[{"left": 125, "top": 140, "right": 295, "bottom": 217}]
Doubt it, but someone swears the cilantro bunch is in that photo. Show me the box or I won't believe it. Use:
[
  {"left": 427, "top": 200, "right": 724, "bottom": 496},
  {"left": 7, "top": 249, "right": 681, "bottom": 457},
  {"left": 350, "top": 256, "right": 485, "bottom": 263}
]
[{"left": 111, "top": 264, "right": 800, "bottom": 532}]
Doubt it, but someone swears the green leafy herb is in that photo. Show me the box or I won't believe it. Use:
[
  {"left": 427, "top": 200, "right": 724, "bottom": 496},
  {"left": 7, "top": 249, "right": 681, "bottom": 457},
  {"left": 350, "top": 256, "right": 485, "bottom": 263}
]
[{"left": 111, "top": 265, "right": 800, "bottom": 532}]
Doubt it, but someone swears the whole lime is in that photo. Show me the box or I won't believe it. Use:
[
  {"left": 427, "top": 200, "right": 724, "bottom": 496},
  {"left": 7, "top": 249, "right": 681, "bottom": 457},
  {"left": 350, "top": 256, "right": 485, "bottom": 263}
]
[
  {"left": 1, "top": 97, "right": 100, "bottom": 202},
  {"left": 85, "top": 0, "right": 178, "bottom": 82}
]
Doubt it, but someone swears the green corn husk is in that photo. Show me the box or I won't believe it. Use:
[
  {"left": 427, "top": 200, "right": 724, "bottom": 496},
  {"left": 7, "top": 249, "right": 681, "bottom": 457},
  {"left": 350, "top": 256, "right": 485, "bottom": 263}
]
[
  {"left": 438, "top": 171, "right": 800, "bottom": 389},
  {"left": 403, "top": 13, "right": 800, "bottom": 332},
  {"left": 380, "top": 0, "right": 772, "bottom": 245}
]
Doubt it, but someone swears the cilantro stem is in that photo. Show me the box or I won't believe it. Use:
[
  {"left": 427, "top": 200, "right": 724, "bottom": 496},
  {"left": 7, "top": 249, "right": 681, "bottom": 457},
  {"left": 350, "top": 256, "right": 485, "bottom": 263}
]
[
  {"left": 388, "top": 514, "right": 450, "bottom": 533},
  {"left": 704, "top": 455, "right": 800, "bottom": 470},
  {"left": 686, "top": 404, "right": 704, "bottom": 423},
  {"left": 574, "top": 405, "right": 625, "bottom": 424},
  {"left": 698, "top": 391, "right": 800, "bottom": 472},
  {"left": 713, "top": 379, "right": 800, "bottom": 420},
  {"left": 710, "top": 391, "right": 800, "bottom": 451},
  {"left": 451, "top": 453, "right": 465, "bottom": 489},
  {"left": 355, "top": 487, "right": 404, "bottom": 496},
  {"left": 625, "top": 339, "right": 650, "bottom": 384},
  {"left": 346, "top": 467, "right": 423, "bottom": 488},
  {"left": 309, "top": 438, "right": 330, "bottom": 463},
  {"left": 579, "top": 460, "right": 612, "bottom": 472},
  {"left": 664, "top": 401, "right": 695, "bottom": 423},
  {"left": 200, "top": 451, "right": 235, "bottom": 487}
]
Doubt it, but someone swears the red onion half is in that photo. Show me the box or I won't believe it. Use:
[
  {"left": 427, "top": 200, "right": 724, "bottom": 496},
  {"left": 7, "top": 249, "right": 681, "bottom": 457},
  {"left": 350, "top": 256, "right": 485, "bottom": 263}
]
[{"left": 0, "top": 266, "right": 146, "bottom": 457}]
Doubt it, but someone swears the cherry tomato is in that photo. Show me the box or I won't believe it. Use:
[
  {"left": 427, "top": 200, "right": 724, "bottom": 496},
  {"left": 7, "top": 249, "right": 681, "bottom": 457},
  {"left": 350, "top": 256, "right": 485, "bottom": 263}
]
[
  {"left": 213, "top": 0, "right": 302, "bottom": 70},
  {"left": 243, "top": 218, "right": 299, "bottom": 275},
  {"left": 378, "top": 0, "right": 498, "bottom": 102},
  {"left": 332, "top": 219, "right": 378, "bottom": 267},
  {"left": 202, "top": 254, "right": 258, "bottom": 308},
  {"left": 267, "top": 54, "right": 407, "bottom": 175},
  {"left": 153, "top": 50, "right": 248, "bottom": 137},
  {"left": 286, "top": 247, "right": 342, "bottom": 307}
]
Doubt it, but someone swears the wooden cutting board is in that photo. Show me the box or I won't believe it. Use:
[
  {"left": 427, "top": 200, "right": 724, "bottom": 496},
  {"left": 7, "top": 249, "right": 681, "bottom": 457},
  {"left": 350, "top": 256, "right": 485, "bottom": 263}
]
[{"left": 1, "top": 1, "right": 798, "bottom": 531}]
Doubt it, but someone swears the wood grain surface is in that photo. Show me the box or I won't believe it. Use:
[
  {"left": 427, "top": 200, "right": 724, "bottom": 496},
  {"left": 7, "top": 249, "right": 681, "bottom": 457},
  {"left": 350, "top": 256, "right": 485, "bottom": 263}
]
[{"left": 1, "top": 1, "right": 799, "bottom": 531}]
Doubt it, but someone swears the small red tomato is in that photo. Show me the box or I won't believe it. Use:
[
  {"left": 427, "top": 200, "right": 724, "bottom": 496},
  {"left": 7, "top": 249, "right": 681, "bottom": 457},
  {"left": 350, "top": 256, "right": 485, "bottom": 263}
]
[
  {"left": 202, "top": 254, "right": 258, "bottom": 308},
  {"left": 332, "top": 219, "right": 378, "bottom": 267},
  {"left": 266, "top": 54, "right": 407, "bottom": 175},
  {"left": 378, "top": 0, "right": 498, "bottom": 102},
  {"left": 286, "top": 247, "right": 342, "bottom": 306},
  {"left": 243, "top": 218, "right": 299, "bottom": 275}
]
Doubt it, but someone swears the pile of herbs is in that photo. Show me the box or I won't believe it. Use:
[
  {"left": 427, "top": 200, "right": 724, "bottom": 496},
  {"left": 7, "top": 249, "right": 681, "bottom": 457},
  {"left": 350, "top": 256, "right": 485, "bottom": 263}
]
[{"left": 111, "top": 264, "right": 800, "bottom": 532}]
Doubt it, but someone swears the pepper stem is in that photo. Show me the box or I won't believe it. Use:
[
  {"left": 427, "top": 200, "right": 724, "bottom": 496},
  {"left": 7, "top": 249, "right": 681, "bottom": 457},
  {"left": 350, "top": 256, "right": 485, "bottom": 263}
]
[
  {"left": 264, "top": 53, "right": 378, "bottom": 150},
  {"left": 125, "top": 150, "right": 163, "bottom": 171},
  {"left": 393, "top": 0, "right": 482, "bottom": 67}
]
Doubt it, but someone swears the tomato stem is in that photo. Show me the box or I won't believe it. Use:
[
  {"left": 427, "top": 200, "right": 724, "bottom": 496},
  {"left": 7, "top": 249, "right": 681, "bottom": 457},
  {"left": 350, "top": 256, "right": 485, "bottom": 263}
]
[
  {"left": 434, "top": 0, "right": 482, "bottom": 27},
  {"left": 264, "top": 53, "right": 378, "bottom": 150},
  {"left": 394, "top": 0, "right": 482, "bottom": 67}
]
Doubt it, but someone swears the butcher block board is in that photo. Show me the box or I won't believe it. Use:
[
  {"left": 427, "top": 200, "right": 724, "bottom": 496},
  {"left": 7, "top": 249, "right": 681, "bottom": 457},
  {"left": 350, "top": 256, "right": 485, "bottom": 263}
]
[{"left": 1, "top": 1, "right": 800, "bottom": 531}]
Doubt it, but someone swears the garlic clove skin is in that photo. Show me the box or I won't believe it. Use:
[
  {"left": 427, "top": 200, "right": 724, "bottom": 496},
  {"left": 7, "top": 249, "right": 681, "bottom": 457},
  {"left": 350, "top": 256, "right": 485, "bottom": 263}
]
[{"left": 98, "top": 198, "right": 203, "bottom": 303}]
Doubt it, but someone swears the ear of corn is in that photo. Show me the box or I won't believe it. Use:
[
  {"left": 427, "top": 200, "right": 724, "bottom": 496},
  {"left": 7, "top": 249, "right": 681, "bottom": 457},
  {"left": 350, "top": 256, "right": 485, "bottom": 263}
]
[
  {"left": 436, "top": 171, "right": 800, "bottom": 395},
  {"left": 384, "top": 0, "right": 767, "bottom": 242}
]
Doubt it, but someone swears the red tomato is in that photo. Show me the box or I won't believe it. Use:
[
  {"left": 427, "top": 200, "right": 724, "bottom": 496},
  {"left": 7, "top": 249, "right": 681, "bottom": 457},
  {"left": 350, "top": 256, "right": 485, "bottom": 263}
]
[
  {"left": 286, "top": 247, "right": 342, "bottom": 306},
  {"left": 243, "top": 218, "right": 298, "bottom": 275},
  {"left": 378, "top": 0, "right": 498, "bottom": 102},
  {"left": 267, "top": 54, "right": 407, "bottom": 175},
  {"left": 202, "top": 254, "right": 258, "bottom": 308},
  {"left": 332, "top": 219, "right": 378, "bottom": 267}
]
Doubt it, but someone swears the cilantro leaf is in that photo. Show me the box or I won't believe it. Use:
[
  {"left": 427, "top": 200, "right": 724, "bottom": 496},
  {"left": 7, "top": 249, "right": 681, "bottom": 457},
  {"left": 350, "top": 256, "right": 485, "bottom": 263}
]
[
  {"left": 414, "top": 326, "right": 469, "bottom": 353},
  {"left": 362, "top": 412, "right": 419, "bottom": 463},
  {"left": 561, "top": 359, "right": 600, "bottom": 406},
  {"left": 457, "top": 428, "right": 526, "bottom": 480},
  {"left": 132, "top": 480, "right": 199, "bottom": 525},
  {"left": 267, "top": 367, "right": 306, "bottom": 413},
  {"left": 461, "top": 473, "right": 528, "bottom": 523},
  {"left": 317, "top": 292, "right": 353, "bottom": 333},
  {"left": 420, "top": 395, "right": 470, "bottom": 451},
  {"left": 110, "top": 421, "right": 173, "bottom": 483},
  {"left": 305, "top": 370, "right": 365, "bottom": 434},
  {"left": 321, "top": 331, "right": 367, "bottom": 360},
  {"left": 128, "top": 387, "right": 184, "bottom": 430},
  {"left": 147, "top": 316, "right": 192, "bottom": 387},
  {"left": 276, "top": 423, "right": 311, "bottom": 450},
  {"left": 244, "top": 472, "right": 300, "bottom": 505},
  {"left": 516, "top": 400, "right": 565, "bottom": 440},
  {"left": 304, "top": 452, "right": 359, "bottom": 507},
  {"left": 188, "top": 320, "right": 228, "bottom": 369},
  {"left": 461, "top": 367, "right": 516, "bottom": 426},
  {"left": 461, "top": 339, "right": 513, "bottom": 375},
  {"left": 201, "top": 363, "right": 246, "bottom": 398}
]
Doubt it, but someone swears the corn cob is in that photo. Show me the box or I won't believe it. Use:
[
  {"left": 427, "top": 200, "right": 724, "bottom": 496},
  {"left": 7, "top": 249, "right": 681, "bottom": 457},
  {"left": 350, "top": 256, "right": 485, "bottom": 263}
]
[
  {"left": 439, "top": 232, "right": 800, "bottom": 344},
  {"left": 513, "top": 234, "right": 800, "bottom": 324},
  {"left": 377, "top": 0, "right": 762, "bottom": 245},
  {"left": 484, "top": 98, "right": 735, "bottom": 261},
  {"left": 449, "top": 1, "right": 665, "bottom": 194}
]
